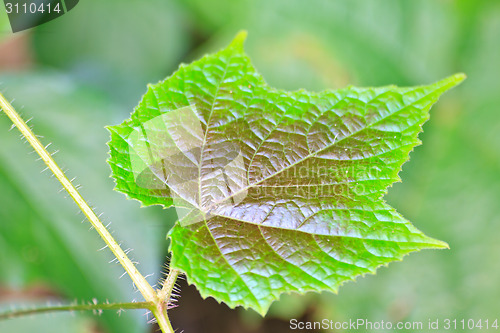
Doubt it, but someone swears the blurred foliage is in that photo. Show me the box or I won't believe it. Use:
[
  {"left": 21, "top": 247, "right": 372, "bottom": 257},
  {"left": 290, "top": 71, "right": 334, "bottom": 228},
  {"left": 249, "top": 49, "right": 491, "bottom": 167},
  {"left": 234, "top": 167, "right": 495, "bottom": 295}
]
[
  {"left": 0, "top": 9, "right": 10, "bottom": 36},
  {"left": 0, "top": 0, "right": 499, "bottom": 332},
  {"left": 32, "top": 0, "right": 192, "bottom": 108}
]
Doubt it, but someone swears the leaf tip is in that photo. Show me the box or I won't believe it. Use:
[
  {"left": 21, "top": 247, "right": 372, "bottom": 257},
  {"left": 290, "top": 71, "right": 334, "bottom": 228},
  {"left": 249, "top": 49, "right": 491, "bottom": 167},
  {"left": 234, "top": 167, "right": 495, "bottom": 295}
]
[
  {"left": 426, "top": 238, "right": 449, "bottom": 250},
  {"left": 434, "top": 73, "right": 466, "bottom": 91},
  {"left": 449, "top": 72, "right": 466, "bottom": 86},
  {"left": 436, "top": 240, "right": 450, "bottom": 250},
  {"left": 229, "top": 30, "right": 248, "bottom": 51}
]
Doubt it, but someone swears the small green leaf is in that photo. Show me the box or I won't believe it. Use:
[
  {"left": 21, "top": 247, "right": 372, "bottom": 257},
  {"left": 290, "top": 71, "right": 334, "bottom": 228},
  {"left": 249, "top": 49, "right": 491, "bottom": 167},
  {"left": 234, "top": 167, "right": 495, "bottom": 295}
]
[{"left": 108, "top": 32, "right": 464, "bottom": 315}]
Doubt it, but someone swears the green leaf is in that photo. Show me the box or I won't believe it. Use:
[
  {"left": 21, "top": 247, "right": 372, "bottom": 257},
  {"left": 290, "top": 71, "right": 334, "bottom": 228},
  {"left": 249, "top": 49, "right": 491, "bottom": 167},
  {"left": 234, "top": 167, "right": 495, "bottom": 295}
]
[{"left": 108, "top": 32, "right": 464, "bottom": 315}]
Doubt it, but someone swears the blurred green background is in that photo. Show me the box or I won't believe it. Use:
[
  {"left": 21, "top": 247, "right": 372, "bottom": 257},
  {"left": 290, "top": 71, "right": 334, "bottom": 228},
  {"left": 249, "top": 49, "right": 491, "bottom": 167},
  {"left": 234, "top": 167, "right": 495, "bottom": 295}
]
[{"left": 0, "top": 0, "right": 499, "bottom": 332}]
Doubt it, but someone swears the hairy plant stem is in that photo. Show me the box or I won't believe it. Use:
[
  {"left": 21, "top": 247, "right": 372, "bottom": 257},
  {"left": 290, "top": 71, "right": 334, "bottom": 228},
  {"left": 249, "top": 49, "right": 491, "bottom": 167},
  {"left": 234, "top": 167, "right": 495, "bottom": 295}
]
[
  {"left": 0, "top": 302, "right": 152, "bottom": 320},
  {"left": 158, "top": 268, "right": 180, "bottom": 302},
  {"left": 154, "top": 268, "right": 180, "bottom": 333},
  {"left": 0, "top": 93, "right": 178, "bottom": 332}
]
